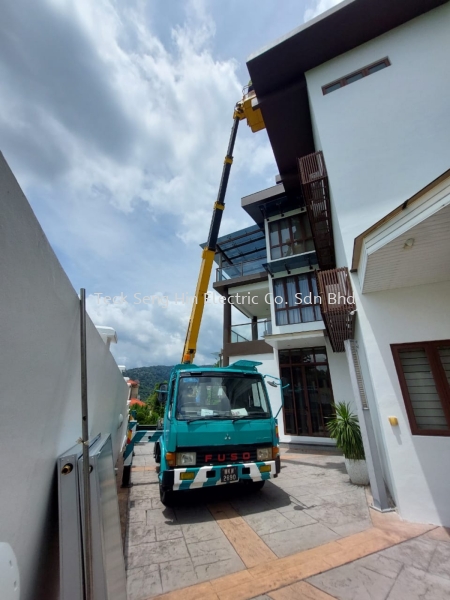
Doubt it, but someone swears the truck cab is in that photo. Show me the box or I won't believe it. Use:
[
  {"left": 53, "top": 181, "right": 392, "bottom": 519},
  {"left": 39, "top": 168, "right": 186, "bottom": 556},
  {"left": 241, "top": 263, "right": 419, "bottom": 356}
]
[{"left": 154, "top": 360, "right": 281, "bottom": 505}]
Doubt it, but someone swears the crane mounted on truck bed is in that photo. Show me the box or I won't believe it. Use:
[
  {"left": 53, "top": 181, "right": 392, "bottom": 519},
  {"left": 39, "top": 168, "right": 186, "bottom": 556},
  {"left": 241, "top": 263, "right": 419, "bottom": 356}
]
[
  {"left": 181, "top": 85, "right": 265, "bottom": 364},
  {"left": 153, "top": 87, "right": 287, "bottom": 507}
]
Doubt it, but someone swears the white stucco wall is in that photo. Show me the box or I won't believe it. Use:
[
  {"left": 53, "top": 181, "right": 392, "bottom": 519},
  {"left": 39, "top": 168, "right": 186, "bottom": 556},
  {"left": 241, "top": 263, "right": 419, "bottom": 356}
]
[
  {"left": 352, "top": 280, "right": 450, "bottom": 526},
  {"left": 306, "top": 2, "right": 450, "bottom": 267},
  {"left": 0, "top": 154, "right": 129, "bottom": 599},
  {"left": 305, "top": 4, "right": 450, "bottom": 525}
]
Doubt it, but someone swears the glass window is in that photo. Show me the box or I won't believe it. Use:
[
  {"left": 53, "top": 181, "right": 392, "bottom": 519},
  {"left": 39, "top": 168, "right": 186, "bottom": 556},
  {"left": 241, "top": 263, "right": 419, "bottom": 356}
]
[
  {"left": 176, "top": 375, "right": 270, "bottom": 420},
  {"left": 323, "top": 58, "right": 390, "bottom": 95},
  {"left": 392, "top": 342, "right": 450, "bottom": 435},
  {"left": 367, "top": 62, "right": 387, "bottom": 75},
  {"left": 324, "top": 82, "right": 342, "bottom": 94},
  {"left": 345, "top": 72, "right": 364, "bottom": 84},
  {"left": 269, "top": 213, "right": 314, "bottom": 260},
  {"left": 273, "top": 273, "right": 321, "bottom": 325}
]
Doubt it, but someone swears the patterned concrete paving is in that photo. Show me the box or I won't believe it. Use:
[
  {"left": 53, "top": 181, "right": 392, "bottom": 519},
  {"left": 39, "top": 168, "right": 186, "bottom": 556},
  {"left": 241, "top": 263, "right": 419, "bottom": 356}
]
[{"left": 125, "top": 445, "right": 449, "bottom": 600}]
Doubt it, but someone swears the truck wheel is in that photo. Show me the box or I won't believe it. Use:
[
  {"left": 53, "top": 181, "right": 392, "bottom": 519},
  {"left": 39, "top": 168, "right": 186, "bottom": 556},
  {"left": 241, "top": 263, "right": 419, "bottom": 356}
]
[
  {"left": 159, "top": 482, "right": 174, "bottom": 506},
  {"left": 249, "top": 480, "right": 265, "bottom": 492}
]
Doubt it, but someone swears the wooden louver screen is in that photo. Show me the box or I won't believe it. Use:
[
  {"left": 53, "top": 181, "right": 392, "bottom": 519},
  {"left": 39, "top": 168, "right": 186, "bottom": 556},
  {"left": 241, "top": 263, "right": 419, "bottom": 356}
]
[
  {"left": 316, "top": 267, "right": 356, "bottom": 352},
  {"left": 398, "top": 349, "right": 448, "bottom": 431},
  {"left": 298, "top": 151, "right": 335, "bottom": 271}
]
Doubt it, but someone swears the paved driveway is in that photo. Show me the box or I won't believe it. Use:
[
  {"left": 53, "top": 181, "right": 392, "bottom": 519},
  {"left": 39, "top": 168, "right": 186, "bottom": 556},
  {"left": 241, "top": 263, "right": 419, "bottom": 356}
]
[{"left": 126, "top": 445, "right": 373, "bottom": 599}]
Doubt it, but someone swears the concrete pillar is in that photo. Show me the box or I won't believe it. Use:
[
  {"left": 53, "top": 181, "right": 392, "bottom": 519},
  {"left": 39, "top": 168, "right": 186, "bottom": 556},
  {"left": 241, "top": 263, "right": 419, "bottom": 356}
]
[{"left": 251, "top": 316, "right": 258, "bottom": 341}]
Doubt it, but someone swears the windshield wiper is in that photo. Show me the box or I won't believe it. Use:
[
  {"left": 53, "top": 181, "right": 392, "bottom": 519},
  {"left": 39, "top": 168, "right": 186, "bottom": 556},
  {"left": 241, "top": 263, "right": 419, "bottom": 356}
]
[{"left": 233, "top": 414, "right": 270, "bottom": 420}]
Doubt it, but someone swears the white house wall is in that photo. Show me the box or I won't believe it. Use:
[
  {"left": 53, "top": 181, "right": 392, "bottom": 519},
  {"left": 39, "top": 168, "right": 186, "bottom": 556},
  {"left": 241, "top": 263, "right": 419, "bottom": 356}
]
[
  {"left": 0, "top": 154, "right": 129, "bottom": 599},
  {"left": 305, "top": 3, "right": 450, "bottom": 526},
  {"left": 305, "top": 2, "right": 450, "bottom": 267},
  {"left": 353, "top": 279, "right": 450, "bottom": 525}
]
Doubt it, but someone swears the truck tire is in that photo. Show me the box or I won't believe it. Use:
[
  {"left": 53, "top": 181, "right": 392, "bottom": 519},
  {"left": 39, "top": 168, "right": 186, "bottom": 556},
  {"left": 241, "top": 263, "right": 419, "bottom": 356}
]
[{"left": 159, "top": 482, "right": 174, "bottom": 506}]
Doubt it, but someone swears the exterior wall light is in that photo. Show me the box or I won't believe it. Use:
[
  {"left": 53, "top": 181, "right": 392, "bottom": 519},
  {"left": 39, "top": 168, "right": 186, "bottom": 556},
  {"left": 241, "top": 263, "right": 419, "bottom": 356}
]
[{"left": 403, "top": 238, "right": 415, "bottom": 249}]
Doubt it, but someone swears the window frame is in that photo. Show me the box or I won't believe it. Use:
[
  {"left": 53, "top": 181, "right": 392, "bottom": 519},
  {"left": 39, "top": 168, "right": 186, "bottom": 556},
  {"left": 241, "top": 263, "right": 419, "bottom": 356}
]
[
  {"left": 268, "top": 212, "right": 314, "bottom": 260},
  {"left": 322, "top": 57, "right": 391, "bottom": 95},
  {"left": 391, "top": 340, "right": 450, "bottom": 437},
  {"left": 273, "top": 272, "right": 321, "bottom": 326}
]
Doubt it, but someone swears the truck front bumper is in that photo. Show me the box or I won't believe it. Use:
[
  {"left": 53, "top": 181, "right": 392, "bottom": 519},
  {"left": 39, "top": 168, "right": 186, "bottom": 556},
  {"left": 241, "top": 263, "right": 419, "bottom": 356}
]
[{"left": 164, "top": 460, "right": 279, "bottom": 491}]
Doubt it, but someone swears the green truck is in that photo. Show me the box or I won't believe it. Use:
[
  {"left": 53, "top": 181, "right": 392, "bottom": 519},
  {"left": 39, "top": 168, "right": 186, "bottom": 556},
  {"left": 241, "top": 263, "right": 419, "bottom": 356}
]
[{"left": 154, "top": 360, "right": 281, "bottom": 505}]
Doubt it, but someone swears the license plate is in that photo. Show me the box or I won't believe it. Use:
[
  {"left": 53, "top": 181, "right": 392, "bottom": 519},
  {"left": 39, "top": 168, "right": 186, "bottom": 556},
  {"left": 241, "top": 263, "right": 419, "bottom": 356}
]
[{"left": 221, "top": 466, "right": 238, "bottom": 483}]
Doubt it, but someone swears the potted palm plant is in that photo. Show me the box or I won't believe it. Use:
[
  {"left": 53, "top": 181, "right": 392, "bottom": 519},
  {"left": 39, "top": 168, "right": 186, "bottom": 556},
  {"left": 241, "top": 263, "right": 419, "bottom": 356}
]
[{"left": 327, "top": 402, "right": 369, "bottom": 485}]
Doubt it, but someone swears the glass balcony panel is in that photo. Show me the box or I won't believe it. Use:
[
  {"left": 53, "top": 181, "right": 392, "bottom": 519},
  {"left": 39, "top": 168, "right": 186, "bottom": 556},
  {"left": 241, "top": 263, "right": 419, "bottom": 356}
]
[{"left": 230, "top": 320, "right": 272, "bottom": 343}]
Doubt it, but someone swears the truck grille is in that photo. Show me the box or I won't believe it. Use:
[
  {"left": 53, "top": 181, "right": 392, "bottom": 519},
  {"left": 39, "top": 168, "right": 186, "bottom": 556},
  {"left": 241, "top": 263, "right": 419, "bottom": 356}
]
[{"left": 178, "top": 445, "right": 270, "bottom": 467}]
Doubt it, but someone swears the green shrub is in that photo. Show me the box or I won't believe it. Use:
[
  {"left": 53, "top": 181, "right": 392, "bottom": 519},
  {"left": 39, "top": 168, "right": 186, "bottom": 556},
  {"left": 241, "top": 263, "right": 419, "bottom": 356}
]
[{"left": 326, "top": 402, "right": 365, "bottom": 460}]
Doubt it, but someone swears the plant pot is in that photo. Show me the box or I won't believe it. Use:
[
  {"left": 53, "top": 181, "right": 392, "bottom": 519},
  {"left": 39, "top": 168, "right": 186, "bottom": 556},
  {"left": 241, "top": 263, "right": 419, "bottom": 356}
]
[{"left": 344, "top": 458, "right": 369, "bottom": 485}]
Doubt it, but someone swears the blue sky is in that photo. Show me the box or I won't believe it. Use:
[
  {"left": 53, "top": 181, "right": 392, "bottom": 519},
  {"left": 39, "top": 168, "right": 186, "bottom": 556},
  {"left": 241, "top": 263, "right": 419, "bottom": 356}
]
[{"left": 0, "top": 0, "right": 341, "bottom": 367}]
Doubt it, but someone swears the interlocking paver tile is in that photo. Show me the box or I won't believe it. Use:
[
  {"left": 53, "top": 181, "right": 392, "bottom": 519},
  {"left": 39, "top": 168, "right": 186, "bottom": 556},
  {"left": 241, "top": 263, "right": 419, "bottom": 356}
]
[
  {"left": 127, "top": 523, "right": 157, "bottom": 546},
  {"left": 187, "top": 536, "right": 241, "bottom": 567},
  {"left": 127, "top": 538, "right": 190, "bottom": 569},
  {"left": 159, "top": 557, "right": 198, "bottom": 593},
  {"left": 127, "top": 563, "right": 162, "bottom": 600},
  {"left": 195, "top": 555, "right": 245, "bottom": 582},
  {"left": 388, "top": 565, "right": 450, "bottom": 600},
  {"left": 307, "top": 562, "right": 394, "bottom": 600},
  {"left": 428, "top": 540, "right": 450, "bottom": 581},
  {"left": 181, "top": 521, "right": 224, "bottom": 544},
  {"left": 242, "top": 509, "right": 298, "bottom": 536},
  {"left": 378, "top": 536, "right": 437, "bottom": 571},
  {"left": 261, "top": 522, "right": 339, "bottom": 557},
  {"left": 269, "top": 581, "right": 337, "bottom": 600}
]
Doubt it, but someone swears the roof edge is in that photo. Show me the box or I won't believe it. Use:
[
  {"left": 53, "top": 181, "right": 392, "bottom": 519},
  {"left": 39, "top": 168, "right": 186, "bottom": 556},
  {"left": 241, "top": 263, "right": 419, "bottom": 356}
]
[{"left": 351, "top": 168, "right": 450, "bottom": 271}]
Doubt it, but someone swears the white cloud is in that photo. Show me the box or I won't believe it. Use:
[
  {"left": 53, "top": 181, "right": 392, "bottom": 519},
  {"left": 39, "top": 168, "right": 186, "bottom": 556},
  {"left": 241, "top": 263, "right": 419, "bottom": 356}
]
[
  {"left": 304, "top": 0, "right": 345, "bottom": 23},
  {"left": 86, "top": 291, "right": 224, "bottom": 367},
  {"left": 0, "top": 0, "right": 277, "bottom": 368}
]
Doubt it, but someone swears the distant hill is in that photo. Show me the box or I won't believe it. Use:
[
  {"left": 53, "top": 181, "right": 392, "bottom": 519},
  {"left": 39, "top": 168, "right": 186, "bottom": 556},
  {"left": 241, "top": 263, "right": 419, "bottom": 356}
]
[{"left": 123, "top": 366, "right": 173, "bottom": 401}]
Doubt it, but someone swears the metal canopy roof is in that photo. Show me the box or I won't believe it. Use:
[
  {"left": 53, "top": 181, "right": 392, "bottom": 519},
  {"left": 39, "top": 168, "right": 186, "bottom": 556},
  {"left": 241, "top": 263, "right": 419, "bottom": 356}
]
[
  {"left": 201, "top": 224, "right": 267, "bottom": 266},
  {"left": 247, "top": 0, "right": 447, "bottom": 191}
]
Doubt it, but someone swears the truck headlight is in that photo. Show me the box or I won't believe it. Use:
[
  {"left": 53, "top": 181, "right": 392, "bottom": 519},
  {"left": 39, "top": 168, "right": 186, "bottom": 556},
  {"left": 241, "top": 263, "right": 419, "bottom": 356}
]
[
  {"left": 176, "top": 452, "right": 196, "bottom": 466},
  {"left": 257, "top": 447, "right": 271, "bottom": 461}
]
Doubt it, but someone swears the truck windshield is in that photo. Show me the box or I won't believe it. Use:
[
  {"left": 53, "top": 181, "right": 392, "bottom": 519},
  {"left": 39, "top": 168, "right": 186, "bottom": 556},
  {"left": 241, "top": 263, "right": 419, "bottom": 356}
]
[{"left": 176, "top": 375, "right": 270, "bottom": 421}]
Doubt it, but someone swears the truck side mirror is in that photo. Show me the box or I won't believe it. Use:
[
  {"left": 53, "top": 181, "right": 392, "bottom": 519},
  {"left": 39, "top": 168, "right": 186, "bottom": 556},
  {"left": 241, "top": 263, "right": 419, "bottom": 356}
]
[{"left": 158, "top": 384, "right": 168, "bottom": 404}]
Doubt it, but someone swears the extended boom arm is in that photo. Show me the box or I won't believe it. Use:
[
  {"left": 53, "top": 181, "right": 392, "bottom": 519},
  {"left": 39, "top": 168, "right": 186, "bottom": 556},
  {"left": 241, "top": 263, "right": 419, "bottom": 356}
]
[
  {"left": 181, "top": 87, "right": 265, "bottom": 364},
  {"left": 181, "top": 116, "right": 240, "bottom": 363}
]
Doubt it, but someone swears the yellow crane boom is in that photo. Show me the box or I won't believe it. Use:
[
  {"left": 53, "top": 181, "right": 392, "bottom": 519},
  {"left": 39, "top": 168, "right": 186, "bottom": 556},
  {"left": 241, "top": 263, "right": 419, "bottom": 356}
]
[{"left": 181, "top": 87, "right": 265, "bottom": 364}]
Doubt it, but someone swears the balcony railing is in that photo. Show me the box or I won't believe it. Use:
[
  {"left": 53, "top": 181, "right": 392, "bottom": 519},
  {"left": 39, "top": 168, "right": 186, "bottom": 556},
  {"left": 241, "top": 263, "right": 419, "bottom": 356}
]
[
  {"left": 298, "top": 151, "right": 336, "bottom": 271},
  {"left": 216, "top": 257, "right": 266, "bottom": 282},
  {"left": 316, "top": 267, "right": 356, "bottom": 352},
  {"left": 231, "top": 319, "right": 272, "bottom": 343}
]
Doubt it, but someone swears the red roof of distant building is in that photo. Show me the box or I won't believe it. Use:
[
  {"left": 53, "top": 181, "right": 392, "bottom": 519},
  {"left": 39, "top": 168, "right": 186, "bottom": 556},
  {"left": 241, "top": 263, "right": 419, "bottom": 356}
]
[
  {"left": 127, "top": 380, "right": 139, "bottom": 386},
  {"left": 129, "top": 399, "right": 145, "bottom": 407}
]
